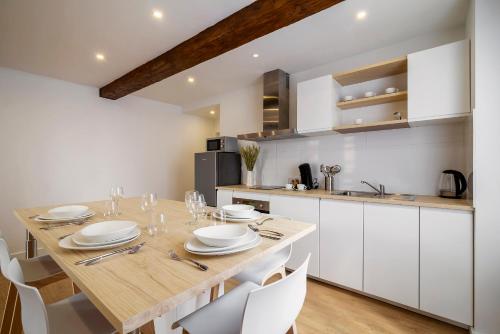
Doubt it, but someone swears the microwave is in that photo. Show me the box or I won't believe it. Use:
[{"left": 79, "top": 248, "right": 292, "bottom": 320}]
[{"left": 206, "top": 136, "right": 238, "bottom": 152}]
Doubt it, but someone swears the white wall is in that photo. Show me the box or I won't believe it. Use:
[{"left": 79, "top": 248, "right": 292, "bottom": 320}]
[
  {"left": 183, "top": 79, "right": 263, "bottom": 137},
  {"left": 184, "top": 27, "right": 470, "bottom": 195},
  {"left": 471, "top": 1, "right": 500, "bottom": 333},
  {"left": 0, "top": 67, "right": 213, "bottom": 253}
]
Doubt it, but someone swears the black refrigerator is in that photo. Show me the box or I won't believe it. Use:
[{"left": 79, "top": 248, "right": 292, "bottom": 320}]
[{"left": 195, "top": 152, "right": 241, "bottom": 207}]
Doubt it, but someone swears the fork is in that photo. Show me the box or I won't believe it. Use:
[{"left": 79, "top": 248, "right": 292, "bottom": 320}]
[
  {"left": 248, "top": 224, "right": 284, "bottom": 237},
  {"left": 84, "top": 242, "right": 145, "bottom": 266},
  {"left": 256, "top": 217, "right": 273, "bottom": 226},
  {"left": 39, "top": 219, "right": 89, "bottom": 230},
  {"left": 168, "top": 250, "right": 208, "bottom": 271}
]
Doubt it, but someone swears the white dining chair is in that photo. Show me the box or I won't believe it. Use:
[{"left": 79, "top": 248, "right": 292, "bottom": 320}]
[
  {"left": 6, "top": 258, "right": 116, "bottom": 334},
  {"left": 0, "top": 238, "right": 67, "bottom": 334},
  {"left": 173, "top": 254, "right": 310, "bottom": 334},
  {"left": 233, "top": 244, "right": 292, "bottom": 285},
  {"left": 233, "top": 215, "right": 293, "bottom": 286}
]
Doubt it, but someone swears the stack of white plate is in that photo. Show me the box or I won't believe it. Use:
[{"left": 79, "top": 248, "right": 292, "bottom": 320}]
[
  {"left": 217, "top": 204, "right": 262, "bottom": 223},
  {"left": 185, "top": 225, "right": 262, "bottom": 256},
  {"left": 59, "top": 220, "right": 141, "bottom": 250},
  {"left": 35, "top": 205, "right": 95, "bottom": 222}
]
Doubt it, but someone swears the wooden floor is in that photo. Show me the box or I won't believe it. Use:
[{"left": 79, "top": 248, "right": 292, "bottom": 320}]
[{"left": 0, "top": 275, "right": 466, "bottom": 334}]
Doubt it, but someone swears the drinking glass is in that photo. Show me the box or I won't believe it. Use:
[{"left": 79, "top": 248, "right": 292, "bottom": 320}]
[
  {"left": 188, "top": 197, "right": 206, "bottom": 226},
  {"left": 141, "top": 193, "right": 158, "bottom": 227},
  {"left": 209, "top": 208, "right": 226, "bottom": 226},
  {"left": 110, "top": 186, "right": 124, "bottom": 215},
  {"left": 157, "top": 212, "right": 168, "bottom": 233}
]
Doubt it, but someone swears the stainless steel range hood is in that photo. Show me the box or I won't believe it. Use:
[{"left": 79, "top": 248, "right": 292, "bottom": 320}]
[{"left": 237, "top": 69, "right": 303, "bottom": 141}]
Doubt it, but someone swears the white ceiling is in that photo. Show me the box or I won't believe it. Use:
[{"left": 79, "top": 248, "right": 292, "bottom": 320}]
[{"left": 0, "top": 0, "right": 468, "bottom": 108}]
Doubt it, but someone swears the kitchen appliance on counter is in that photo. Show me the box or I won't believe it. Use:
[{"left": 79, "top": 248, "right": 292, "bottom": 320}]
[
  {"left": 438, "top": 169, "right": 467, "bottom": 198},
  {"left": 195, "top": 152, "right": 241, "bottom": 207},
  {"left": 298, "top": 163, "right": 314, "bottom": 190},
  {"left": 206, "top": 136, "right": 238, "bottom": 152}
]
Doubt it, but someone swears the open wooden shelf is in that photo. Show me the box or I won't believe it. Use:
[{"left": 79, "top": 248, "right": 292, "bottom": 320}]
[
  {"left": 337, "top": 91, "right": 408, "bottom": 110},
  {"left": 334, "top": 119, "right": 410, "bottom": 134},
  {"left": 333, "top": 56, "right": 407, "bottom": 86}
]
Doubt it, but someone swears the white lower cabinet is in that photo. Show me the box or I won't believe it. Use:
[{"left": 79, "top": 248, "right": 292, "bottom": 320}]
[
  {"left": 363, "top": 203, "right": 419, "bottom": 308},
  {"left": 270, "top": 195, "right": 320, "bottom": 277},
  {"left": 216, "top": 189, "right": 233, "bottom": 208},
  {"left": 420, "top": 208, "right": 473, "bottom": 325},
  {"left": 320, "top": 199, "right": 363, "bottom": 290}
]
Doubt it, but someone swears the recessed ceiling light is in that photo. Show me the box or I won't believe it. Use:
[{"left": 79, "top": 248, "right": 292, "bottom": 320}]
[
  {"left": 95, "top": 53, "right": 105, "bottom": 61},
  {"left": 152, "top": 10, "right": 163, "bottom": 19},
  {"left": 252, "top": 53, "right": 260, "bottom": 58},
  {"left": 209, "top": 110, "right": 215, "bottom": 115},
  {"left": 187, "top": 76, "right": 195, "bottom": 83},
  {"left": 356, "top": 11, "right": 367, "bottom": 20}
]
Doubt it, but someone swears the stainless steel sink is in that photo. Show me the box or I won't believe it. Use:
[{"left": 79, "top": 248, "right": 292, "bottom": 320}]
[
  {"left": 332, "top": 190, "right": 378, "bottom": 198},
  {"left": 332, "top": 190, "right": 416, "bottom": 201}
]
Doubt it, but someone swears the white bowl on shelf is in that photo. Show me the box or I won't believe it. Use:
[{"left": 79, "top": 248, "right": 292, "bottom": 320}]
[
  {"left": 222, "top": 204, "right": 255, "bottom": 218},
  {"left": 193, "top": 225, "right": 248, "bottom": 247},
  {"left": 48, "top": 205, "right": 89, "bottom": 219},
  {"left": 79, "top": 220, "right": 137, "bottom": 243}
]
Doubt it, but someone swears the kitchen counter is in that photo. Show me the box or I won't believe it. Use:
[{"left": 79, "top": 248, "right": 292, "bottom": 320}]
[{"left": 217, "top": 185, "right": 474, "bottom": 211}]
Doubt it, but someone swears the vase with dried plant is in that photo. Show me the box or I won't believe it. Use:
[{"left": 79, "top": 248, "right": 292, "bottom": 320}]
[{"left": 240, "top": 144, "right": 260, "bottom": 186}]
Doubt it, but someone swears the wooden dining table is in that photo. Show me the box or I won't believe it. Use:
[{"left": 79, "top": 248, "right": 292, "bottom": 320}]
[{"left": 14, "top": 197, "right": 315, "bottom": 333}]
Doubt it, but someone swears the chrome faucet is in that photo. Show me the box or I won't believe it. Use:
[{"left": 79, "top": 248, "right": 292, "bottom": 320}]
[{"left": 361, "top": 180, "right": 386, "bottom": 197}]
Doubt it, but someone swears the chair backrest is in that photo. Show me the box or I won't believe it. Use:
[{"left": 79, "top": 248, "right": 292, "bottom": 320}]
[
  {"left": 241, "top": 254, "right": 310, "bottom": 334},
  {"left": 0, "top": 238, "right": 11, "bottom": 277},
  {"left": 7, "top": 258, "right": 49, "bottom": 334}
]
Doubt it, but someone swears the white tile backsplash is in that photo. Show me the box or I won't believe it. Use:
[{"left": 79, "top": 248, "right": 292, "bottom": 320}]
[{"left": 253, "top": 123, "right": 467, "bottom": 196}]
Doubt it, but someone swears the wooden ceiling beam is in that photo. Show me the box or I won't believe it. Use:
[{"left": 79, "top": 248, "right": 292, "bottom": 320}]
[{"left": 99, "top": 0, "right": 344, "bottom": 100}]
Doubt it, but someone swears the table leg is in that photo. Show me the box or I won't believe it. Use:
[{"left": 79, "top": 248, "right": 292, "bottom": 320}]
[{"left": 25, "top": 230, "right": 37, "bottom": 259}]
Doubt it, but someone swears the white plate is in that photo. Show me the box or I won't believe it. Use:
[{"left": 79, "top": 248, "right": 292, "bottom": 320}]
[
  {"left": 34, "top": 211, "right": 95, "bottom": 222},
  {"left": 79, "top": 220, "right": 137, "bottom": 243},
  {"left": 184, "top": 234, "right": 262, "bottom": 256},
  {"left": 48, "top": 205, "right": 89, "bottom": 219},
  {"left": 222, "top": 204, "right": 255, "bottom": 218},
  {"left": 185, "top": 230, "right": 258, "bottom": 253},
  {"left": 59, "top": 228, "right": 141, "bottom": 250},
  {"left": 213, "top": 211, "right": 262, "bottom": 223},
  {"left": 72, "top": 227, "right": 140, "bottom": 246}
]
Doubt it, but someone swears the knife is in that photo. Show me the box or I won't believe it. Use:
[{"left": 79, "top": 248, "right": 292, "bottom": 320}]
[{"left": 75, "top": 242, "right": 145, "bottom": 265}]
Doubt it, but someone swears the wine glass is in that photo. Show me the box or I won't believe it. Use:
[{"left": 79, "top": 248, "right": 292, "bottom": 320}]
[
  {"left": 141, "top": 192, "right": 158, "bottom": 212},
  {"left": 110, "top": 186, "right": 124, "bottom": 215}
]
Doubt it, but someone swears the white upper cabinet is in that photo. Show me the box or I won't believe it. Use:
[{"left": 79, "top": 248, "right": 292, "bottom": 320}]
[
  {"left": 297, "top": 75, "right": 339, "bottom": 133},
  {"left": 216, "top": 189, "right": 233, "bottom": 208},
  {"left": 320, "top": 200, "right": 364, "bottom": 290},
  {"left": 270, "top": 195, "right": 320, "bottom": 277},
  {"left": 408, "top": 40, "right": 470, "bottom": 122},
  {"left": 364, "top": 203, "right": 419, "bottom": 308},
  {"left": 420, "top": 207, "right": 473, "bottom": 325}
]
